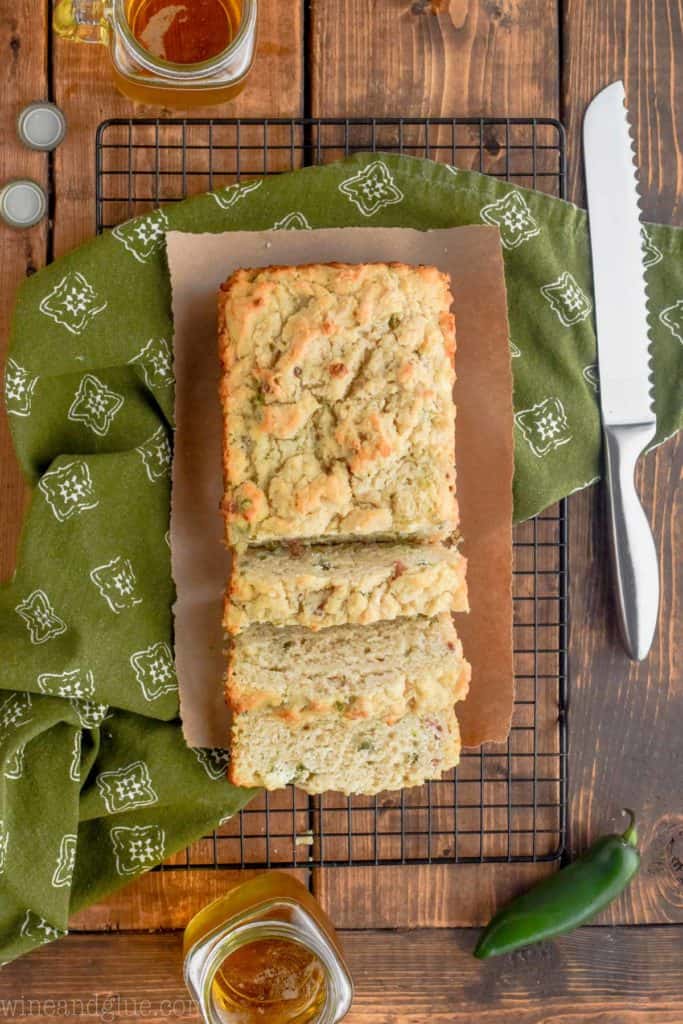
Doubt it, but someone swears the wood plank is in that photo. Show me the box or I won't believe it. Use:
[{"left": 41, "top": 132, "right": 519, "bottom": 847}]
[
  {"left": 315, "top": 863, "right": 551, "bottom": 929},
  {"left": 310, "top": 0, "right": 559, "bottom": 119},
  {"left": 2, "top": 928, "right": 682, "bottom": 1022},
  {"left": 562, "top": 0, "right": 683, "bottom": 924},
  {"left": 69, "top": 868, "right": 309, "bottom": 931},
  {"left": 562, "top": 0, "right": 683, "bottom": 221},
  {"left": 309, "top": 0, "right": 561, "bottom": 927},
  {"left": 565, "top": 441, "right": 683, "bottom": 926},
  {"left": 0, "top": 0, "right": 49, "bottom": 579}
]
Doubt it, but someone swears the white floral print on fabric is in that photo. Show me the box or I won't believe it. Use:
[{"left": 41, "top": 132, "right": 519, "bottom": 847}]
[
  {"left": 68, "top": 374, "right": 124, "bottom": 437},
  {"left": 582, "top": 363, "right": 600, "bottom": 392},
  {"left": 0, "top": 696, "right": 32, "bottom": 744},
  {"left": 641, "top": 228, "right": 663, "bottom": 269},
  {"left": 70, "top": 699, "right": 110, "bottom": 729},
  {"left": 110, "top": 824, "right": 165, "bottom": 876},
  {"left": 20, "top": 911, "right": 65, "bottom": 945},
  {"left": 112, "top": 209, "right": 169, "bottom": 264},
  {"left": 659, "top": 299, "right": 683, "bottom": 344},
  {"left": 4, "top": 744, "right": 25, "bottom": 781},
  {"left": 136, "top": 426, "right": 172, "bottom": 483},
  {"left": 15, "top": 591, "right": 67, "bottom": 646},
  {"left": 540, "top": 272, "right": 593, "bottom": 327},
  {"left": 51, "top": 834, "right": 77, "bottom": 889},
  {"left": 69, "top": 730, "right": 81, "bottom": 783},
  {"left": 338, "top": 160, "right": 404, "bottom": 217},
  {"left": 96, "top": 760, "right": 158, "bottom": 814},
  {"left": 480, "top": 191, "right": 541, "bottom": 250},
  {"left": 128, "top": 337, "right": 174, "bottom": 389},
  {"left": 510, "top": 340, "right": 522, "bottom": 358},
  {"left": 193, "top": 747, "right": 230, "bottom": 781},
  {"left": 38, "top": 668, "right": 95, "bottom": 700},
  {"left": 515, "top": 397, "right": 572, "bottom": 458},
  {"left": 130, "top": 642, "right": 177, "bottom": 702},
  {"left": 90, "top": 556, "right": 143, "bottom": 614},
  {"left": 5, "top": 359, "right": 38, "bottom": 417},
  {"left": 39, "top": 271, "right": 107, "bottom": 336},
  {"left": 210, "top": 178, "right": 263, "bottom": 211},
  {"left": 38, "top": 460, "right": 98, "bottom": 522},
  {"left": 0, "top": 821, "right": 8, "bottom": 874},
  {"left": 272, "top": 212, "right": 312, "bottom": 230},
  {"left": 0, "top": 696, "right": 32, "bottom": 749}
]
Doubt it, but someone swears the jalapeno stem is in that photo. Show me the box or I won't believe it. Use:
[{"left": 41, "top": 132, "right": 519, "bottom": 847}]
[{"left": 621, "top": 808, "right": 637, "bottom": 847}]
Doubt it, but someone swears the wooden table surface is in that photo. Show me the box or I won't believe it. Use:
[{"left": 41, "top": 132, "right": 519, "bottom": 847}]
[{"left": 1, "top": 1, "right": 681, "bottom": 1021}]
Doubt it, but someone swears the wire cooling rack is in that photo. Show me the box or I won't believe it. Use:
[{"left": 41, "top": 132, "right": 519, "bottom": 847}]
[{"left": 96, "top": 117, "right": 568, "bottom": 865}]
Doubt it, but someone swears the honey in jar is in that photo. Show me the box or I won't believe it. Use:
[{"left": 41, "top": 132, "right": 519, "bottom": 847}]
[
  {"left": 183, "top": 872, "right": 353, "bottom": 1024},
  {"left": 53, "top": 0, "right": 257, "bottom": 108},
  {"left": 127, "top": 0, "right": 239, "bottom": 64}
]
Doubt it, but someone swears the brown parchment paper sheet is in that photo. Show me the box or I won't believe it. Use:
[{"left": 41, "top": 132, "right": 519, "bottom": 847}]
[{"left": 167, "top": 226, "right": 513, "bottom": 750}]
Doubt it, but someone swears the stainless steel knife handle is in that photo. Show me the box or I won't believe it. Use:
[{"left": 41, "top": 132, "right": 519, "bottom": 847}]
[{"left": 603, "top": 422, "right": 660, "bottom": 660}]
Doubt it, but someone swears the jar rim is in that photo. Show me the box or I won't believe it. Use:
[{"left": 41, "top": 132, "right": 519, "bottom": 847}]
[
  {"left": 184, "top": 907, "right": 353, "bottom": 1024},
  {"left": 112, "top": 0, "right": 257, "bottom": 79}
]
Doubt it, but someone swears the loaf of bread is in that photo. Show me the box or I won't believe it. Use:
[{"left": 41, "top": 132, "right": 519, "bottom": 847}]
[
  {"left": 218, "top": 262, "right": 458, "bottom": 549},
  {"left": 224, "top": 540, "right": 468, "bottom": 634},
  {"left": 219, "top": 260, "right": 468, "bottom": 797},
  {"left": 227, "top": 613, "right": 470, "bottom": 722},
  {"left": 228, "top": 706, "right": 462, "bottom": 794}
]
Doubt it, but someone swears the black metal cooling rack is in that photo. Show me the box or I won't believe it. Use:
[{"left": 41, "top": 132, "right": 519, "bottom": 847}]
[{"left": 96, "top": 116, "right": 568, "bottom": 866}]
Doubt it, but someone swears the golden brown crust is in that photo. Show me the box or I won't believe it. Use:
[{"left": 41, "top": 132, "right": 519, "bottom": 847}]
[
  {"left": 220, "top": 261, "right": 453, "bottom": 292},
  {"left": 227, "top": 761, "right": 249, "bottom": 787}
]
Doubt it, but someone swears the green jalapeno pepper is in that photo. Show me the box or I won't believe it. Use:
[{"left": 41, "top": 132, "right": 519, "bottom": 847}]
[{"left": 474, "top": 810, "right": 640, "bottom": 959}]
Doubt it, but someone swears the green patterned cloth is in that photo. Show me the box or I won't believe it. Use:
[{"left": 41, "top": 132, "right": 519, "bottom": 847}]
[{"left": 1, "top": 153, "right": 681, "bottom": 963}]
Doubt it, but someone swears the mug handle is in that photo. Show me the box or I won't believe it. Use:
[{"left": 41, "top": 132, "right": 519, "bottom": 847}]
[{"left": 53, "top": 0, "right": 110, "bottom": 43}]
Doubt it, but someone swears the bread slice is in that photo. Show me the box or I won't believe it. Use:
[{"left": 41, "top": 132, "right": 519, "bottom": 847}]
[
  {"left": 219, "top": 262, "right": 457, "bottom": 549},
  {"left": 228, "top": 706, "right": 461, "bottom": 794},
  {"left": 224, "top": 540, "right": 468, "bottom": 634},
  {"left": 226, "top": 613, "right": 470, "bottom": 722}
]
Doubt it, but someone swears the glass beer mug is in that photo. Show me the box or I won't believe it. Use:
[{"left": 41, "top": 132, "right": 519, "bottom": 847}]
[{"left": 53, "top": 0, "right": 257, "bottom": 107}]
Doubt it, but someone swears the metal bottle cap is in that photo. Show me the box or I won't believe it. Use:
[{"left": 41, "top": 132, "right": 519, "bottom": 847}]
[
  {"left": 0, "top": 180, "right": 48, "bottom": 229},
  {"left": 17, "top": 102, "right": 67, "bottom": 151}
]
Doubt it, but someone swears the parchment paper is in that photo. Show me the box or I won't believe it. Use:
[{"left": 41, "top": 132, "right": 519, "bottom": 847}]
[{"left": 167, "top": 226, "right": 514, "bottom": 750}]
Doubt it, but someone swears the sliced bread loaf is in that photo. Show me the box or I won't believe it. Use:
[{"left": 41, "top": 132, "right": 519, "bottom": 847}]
[
  {"left": 228, "top": 706, "right": 461, "bottom": 794},
  {"left": 226, "top": 613, "right": 470, "bottom": 722},
  {"left": 224, "top": 540, "right": 468, "bottom": 634}
]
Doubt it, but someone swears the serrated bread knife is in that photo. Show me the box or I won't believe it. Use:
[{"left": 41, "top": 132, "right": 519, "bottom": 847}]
[{"left": 583, "top": 81, "right": 659, "bottom": 660}]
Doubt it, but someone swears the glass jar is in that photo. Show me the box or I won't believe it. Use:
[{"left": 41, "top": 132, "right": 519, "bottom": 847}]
[
  {"left": 183, "top": 872, "right": 354, "bottom": 1024},
  {"left": 53, "top": 0, "right": 257, "bottom": 107}
]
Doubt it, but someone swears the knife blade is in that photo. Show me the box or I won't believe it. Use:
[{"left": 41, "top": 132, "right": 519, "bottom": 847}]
[
  {"left": 584, "top": 81, "right": 656, "bottom": 428},
  {"left": 583, "top": 81, "right": 659, "bottom": 661}
]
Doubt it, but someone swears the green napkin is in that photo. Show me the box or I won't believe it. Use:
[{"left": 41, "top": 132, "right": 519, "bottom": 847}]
[{"left": 1, "top": 153, "right": 681, "bottom": 963}]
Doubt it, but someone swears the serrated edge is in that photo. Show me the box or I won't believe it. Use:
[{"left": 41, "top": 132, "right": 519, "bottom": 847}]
[{"left": 621, "top": 95, "right": 657, "bottom": 419}]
